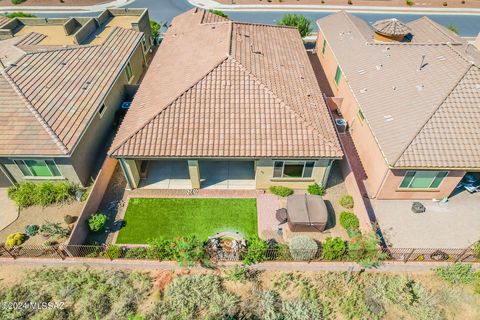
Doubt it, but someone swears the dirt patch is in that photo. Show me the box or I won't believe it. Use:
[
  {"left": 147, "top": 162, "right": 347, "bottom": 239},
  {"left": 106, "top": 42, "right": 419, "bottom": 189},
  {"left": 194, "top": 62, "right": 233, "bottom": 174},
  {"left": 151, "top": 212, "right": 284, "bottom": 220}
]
[{"left": 0, "top": 201, "right": 83, "bottom": 245}]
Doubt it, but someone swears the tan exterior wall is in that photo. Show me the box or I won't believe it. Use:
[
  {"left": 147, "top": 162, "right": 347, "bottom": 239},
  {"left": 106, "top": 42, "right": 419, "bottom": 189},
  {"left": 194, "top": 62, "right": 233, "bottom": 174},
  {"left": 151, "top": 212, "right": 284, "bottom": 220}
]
[
  {"left": 316, "top": 31, "right": 465, "bottom": 200},
  {"left": 377, "top": 169, "right": 465, "bottom": 200},
  {"left": 255, "top": 159, "right": 331, "bottom": 190},
  {"left": 70, "top": 44, "right": 146, "bottom": 186}
]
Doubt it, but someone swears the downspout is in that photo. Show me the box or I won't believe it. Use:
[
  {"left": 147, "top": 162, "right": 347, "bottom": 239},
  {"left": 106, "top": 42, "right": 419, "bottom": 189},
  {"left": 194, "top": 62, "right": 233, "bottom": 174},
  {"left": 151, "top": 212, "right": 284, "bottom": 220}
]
[{"left": 118, "top": 158, "right": 134, "bottom": 190}]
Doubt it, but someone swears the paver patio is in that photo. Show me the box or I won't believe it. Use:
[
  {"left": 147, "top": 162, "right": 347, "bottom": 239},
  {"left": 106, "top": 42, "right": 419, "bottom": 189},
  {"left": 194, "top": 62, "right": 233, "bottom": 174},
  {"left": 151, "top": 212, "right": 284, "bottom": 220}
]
[{"left": 374, "top": 190, "right": 480, "bottom": 248}]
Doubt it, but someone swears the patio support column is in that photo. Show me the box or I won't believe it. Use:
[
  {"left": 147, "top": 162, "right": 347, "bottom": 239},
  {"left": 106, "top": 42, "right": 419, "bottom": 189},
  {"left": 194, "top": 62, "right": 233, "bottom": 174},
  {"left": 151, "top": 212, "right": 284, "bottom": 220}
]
[
  {"left": 188, "top": 160, "right": 201, "bottom": 189},
  {"left": 119, "top": 158, "right": 140, "bottom": 190}
]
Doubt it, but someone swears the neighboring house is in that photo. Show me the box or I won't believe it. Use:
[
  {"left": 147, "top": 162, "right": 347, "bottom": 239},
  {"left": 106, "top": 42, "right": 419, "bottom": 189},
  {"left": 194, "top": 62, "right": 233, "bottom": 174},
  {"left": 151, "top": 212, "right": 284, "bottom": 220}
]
[
  {"left": 0, "top": 9, "right": 152, "bottom": 188},
  {"left": 317, "top": 12, "right": 480, "bottom": 200},
  {"left": 110, "top": 8, "right": 342, "bottom": 190}
]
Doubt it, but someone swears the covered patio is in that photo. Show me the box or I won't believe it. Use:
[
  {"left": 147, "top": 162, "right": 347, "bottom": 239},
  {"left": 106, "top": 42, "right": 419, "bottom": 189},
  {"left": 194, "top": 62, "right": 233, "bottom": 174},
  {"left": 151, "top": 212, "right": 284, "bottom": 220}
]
[{"left": 132, "top": 159, "right": 256, "bottom": 190}]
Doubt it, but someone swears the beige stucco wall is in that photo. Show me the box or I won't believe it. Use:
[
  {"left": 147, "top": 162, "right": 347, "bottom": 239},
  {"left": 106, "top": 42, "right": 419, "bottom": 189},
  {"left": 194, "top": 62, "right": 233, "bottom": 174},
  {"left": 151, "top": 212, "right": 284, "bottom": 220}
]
[
  {"left": 255, "top": 158, "right": 331, "bottom": 190},
  {"left": 316, "top": 31, "right": 465, "bottom": 200},
  {"left": 70, "top": 43, "right": 146, "bottom": 186},
  {"left": 377, "top": 169, "right": 465, "bottom": 200}
]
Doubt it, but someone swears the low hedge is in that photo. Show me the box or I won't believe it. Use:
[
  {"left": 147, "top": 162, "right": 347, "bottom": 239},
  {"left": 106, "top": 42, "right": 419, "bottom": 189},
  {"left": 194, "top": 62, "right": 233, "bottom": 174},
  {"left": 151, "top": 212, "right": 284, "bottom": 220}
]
[
  {"left": 339, "top": 195, "right": 354, "bottom": 209},
  {"left": 8, "top": 181, "right": 77, "bottom": 208},
  {"left": 339, "top": 211, "right": 360, "bottom": 231},
  {"left": 269, "top": 186, "right": 294, "bottom": 197},
  {"left": 308, "top": 183, "right": 326, "bottom": 196}
]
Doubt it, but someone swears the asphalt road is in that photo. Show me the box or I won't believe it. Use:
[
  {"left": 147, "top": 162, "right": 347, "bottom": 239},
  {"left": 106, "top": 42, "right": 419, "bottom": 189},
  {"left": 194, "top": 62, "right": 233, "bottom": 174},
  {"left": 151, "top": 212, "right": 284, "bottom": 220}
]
[{"left": 37, "top": 0, "right": 480, "bottom": 36}]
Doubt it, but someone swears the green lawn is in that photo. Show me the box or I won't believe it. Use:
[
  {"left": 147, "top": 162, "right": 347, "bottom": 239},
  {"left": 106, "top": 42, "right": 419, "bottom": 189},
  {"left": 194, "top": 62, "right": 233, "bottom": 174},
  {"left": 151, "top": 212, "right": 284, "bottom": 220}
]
[{"left": 116, "top": 198, "right": 258, "bottom": 244}]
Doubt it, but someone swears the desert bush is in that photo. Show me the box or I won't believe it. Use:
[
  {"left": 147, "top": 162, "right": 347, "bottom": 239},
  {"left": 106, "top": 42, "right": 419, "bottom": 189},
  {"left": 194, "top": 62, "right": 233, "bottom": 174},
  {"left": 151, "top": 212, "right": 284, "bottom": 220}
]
[
  {"left": 4, "top": 12, "right": 36, "bottom": 18},
  {"left": 339, "top": 195, "right": 354, "bottom": 209},
  {"left": 243, "top": 237, "right": 268, "bottom": 265},
  {"left": 5, "top": 233, "right": 25, "bottom": 248},
  {"left": 260, "top": 290, "right": 283, "bottom": 320},
  {"left": 447, "top": 24, "right": 459, "bottom": 34},
  {"left": 64, "top": 214, "right": 76, "bottom": 224},
  {"left": 277, "top": 14, "right": 313, "bottom": 37},
  {"left": 11, "top": 0, "right": 26, "bottom": 5},
  {"left": 269, "top": 185, "right": 294, "bottom": 197},
  {"left": 163, "top": 275, "right": 239, "bottom": 319},
  {"left": 322, "top": 237, "right": 346, "bottom": 260},
  {"left": 88, "top": 213, "right": 108, "bottom": 232},
  {"left": 25, "top": 224, "right": 39, "bottom": 237},
  {"left": 307, "top": 183, "right": 325, "bottom": 196},
  {"left": 406, "top": 0, "right": 414, "bottom": 5},
  {"left": 8, "top": 181, "right": 77, "bottom": 208},
  {"left": 225, "top": 265, "right": 250, "bottom": 283},
  {"left": 348, "top": 230, "right": 387, "bottom": 268},
  {"left": 288, "top": 236, "right": 318, "bottom": 261},
  {"left": 104, "top": 245, "right": 123, "bottom": 260},
  {"left": 39, "top": 221, "right": 69, "bottom": 238},
  {"left": 125, "top": 247, "right": 148, "bottom": 260},
  {"left": 434, "top": 263, "right": 478, "bottom": 285},
  {"left": 282, "top": 299, "right": 322, "bottom": 320},
  {"left": 339, "top": 211, "right": 359, "bottom": 232}
]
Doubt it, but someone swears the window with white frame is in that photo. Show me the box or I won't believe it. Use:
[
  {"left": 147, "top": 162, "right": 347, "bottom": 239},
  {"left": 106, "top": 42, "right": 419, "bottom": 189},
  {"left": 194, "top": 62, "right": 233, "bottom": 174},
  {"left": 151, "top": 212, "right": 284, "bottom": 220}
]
[
  {"left": 273, "top": 161, "right": 315, "bottom": 178},
  {"left": 399, "top": 171, "right": 448, "bottom": 189},
  {"left": 13, "top": 159, "right": 62, "bottom": 177}
]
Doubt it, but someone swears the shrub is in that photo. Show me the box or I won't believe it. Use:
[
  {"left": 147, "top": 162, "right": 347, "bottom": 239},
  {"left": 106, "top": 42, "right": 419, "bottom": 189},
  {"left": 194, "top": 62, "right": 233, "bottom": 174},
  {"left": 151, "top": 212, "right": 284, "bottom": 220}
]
[
  {"left": 88, "top": 213, "right": 108, "bottom": 232},
  {"left": 64, "top": 215, "right": 76, "bottom": 225},
  {"left": 282, "top": 299, "right": 322, "bottom": 320},
  {"left": 171, "top": 236, "right": 208, "bottom": 267},
  {"left": 277, "top": 14, "right": 313, "bottom": 38},
  {"left": 8, "top": 181, "right": 77, "bottom": 208},
  {"left": 150, "top": 20, "right": 161, "bottom": 40},
  {"left": 147, "top": 238, "right": 174, "bottom": 260},
  {"left": 348, "top": 0, "right": 353, "bottom": 4},
  {"left": 447, "top": 24, "right": 459, "bottom": 34},
  {"left": 307, "top": 183, "right": 325, "bottom": 196},
  {"left": 472, "top": 241, "right": 480, "bottom": 259},
  {"left": 209, "top": 9, "right": 228, "bottom": 19},
  {"left": 434, "top": 263, "right": 478, "bottom": 285},
  {"left": 443, "top": 1, "right": 447, "bottom": 5},
  {"left": 225, "top": 265, "right": 250, "bottom": 283},
  {"left": 339, "top": 211, "right": 360, "bottom": 231},
  {"left": 43, "top": 237, "right": 59, "bottom": 248},
  {"left": 322, "top": 237, "right": 346, "bottom": 260},
  {"left": 269, "top": 186, "right": 294, "bottom": 197},
  {"left": 406, "top": 0, "right": 414, "bottom": 5},
  {"left": 104, "top": 245, "right": 122, "bottom": 260},
  {"left": 11, "top": 0, "right": 26, "bottom": 4},
  {"left": 8, "top": 182, "right": 35, "bottom": 208},
  {"left": 124, "top": 247, "right": 148, "bottom": 260},
  {"left": 243, "top": 237, "right": 268, "bottom": 265},
  {"left": 5, "top": 233, "right": 25, "bottom": 248},
  {"left": 25, "top": 224, "right": 39, "bottom": 237},
  {"left": 348, "top": 230, "right": 387, "bottom": 268},
  {"left": 339, "top": 194, "right": 354, "bottom": 209},
  {"left": 4, "top": 12, "right": 36, "bottom": 18},
  {"left": 39, "top": 221, "right": 69, "bottom": 238},
  {"left": 288, "top": 236, "right": 318, "bottom": 261}
]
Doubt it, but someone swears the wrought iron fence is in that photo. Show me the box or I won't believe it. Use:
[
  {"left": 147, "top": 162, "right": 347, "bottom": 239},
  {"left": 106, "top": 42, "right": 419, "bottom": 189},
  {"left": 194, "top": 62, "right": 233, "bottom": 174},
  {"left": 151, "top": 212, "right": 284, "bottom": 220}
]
[{"left": 0, "top": 243, "right": 477, "bottom": 264}]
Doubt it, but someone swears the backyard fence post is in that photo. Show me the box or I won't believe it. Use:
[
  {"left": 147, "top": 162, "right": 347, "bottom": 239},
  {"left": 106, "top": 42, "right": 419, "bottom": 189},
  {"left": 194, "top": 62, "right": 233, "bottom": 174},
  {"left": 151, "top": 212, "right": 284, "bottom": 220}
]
[
  {"left": 54, "top": 246, "right": 66, "bottom": 260},
  {"left": 1, "top": 244, "right": 16, "bottom": 260},
  {"left": 405, "top": 249, "right": 415, "bottom": 263},
  {"left": 455, "top": 248, "right": 469, "bottom": 263}
]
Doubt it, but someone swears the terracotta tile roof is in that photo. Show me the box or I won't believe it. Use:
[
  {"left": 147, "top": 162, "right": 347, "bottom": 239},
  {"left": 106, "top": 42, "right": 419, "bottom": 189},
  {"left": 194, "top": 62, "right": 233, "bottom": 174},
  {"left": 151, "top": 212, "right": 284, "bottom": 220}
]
[
  {"left": 0, "top": 27, "right": 143, "bottom": 156},
  {"left": 110, "top": 8, "right": 342, "bottom": 159},
  {"left": 0, "top": 16, "right": 9, "bottom": 27},
  {"left": 317, "top": 11, "right": 480, "bottom": 169}
]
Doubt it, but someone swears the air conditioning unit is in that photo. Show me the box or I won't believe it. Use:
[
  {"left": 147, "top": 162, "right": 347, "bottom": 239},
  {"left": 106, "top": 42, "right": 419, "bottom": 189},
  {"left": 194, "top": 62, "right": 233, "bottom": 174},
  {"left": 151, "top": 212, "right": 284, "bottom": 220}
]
[{"left": 335, "top": 118, "right": 348, "bottom": 133}]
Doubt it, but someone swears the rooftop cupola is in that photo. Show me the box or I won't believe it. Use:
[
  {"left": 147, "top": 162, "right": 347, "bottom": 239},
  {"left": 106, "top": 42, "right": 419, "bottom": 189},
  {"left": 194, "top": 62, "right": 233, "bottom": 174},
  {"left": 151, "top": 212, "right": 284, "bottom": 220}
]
[{"left": 372, "top": 18, "right": 411, "bottom": 42}]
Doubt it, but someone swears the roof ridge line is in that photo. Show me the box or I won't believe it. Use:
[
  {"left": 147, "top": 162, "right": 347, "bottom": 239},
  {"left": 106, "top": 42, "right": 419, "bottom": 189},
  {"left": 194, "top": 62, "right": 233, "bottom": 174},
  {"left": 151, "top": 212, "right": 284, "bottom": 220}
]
[
  {"left": 393, "top": 63, "right": 473, "bottom": 166},
  {"left": 422, "top": 16, "right": 460, "bottom": 44},
  {"left": 231, "top": 57, "right": 341, "bottom": 153},
  {"left": 233, "top": 21, "right": 297, "bottom": 29},
  {"left": 0, "top": 71, "right": 69, "bottom": 154},
  {"left": 110, "top": 56, "right": 230, "bottom": 155}
]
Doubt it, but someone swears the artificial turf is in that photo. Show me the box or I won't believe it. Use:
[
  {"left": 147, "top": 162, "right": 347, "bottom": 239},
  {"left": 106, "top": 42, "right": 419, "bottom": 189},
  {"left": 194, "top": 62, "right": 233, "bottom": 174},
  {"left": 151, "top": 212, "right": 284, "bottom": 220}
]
[{"left": 116, "top": 198, "right": 258, "bottom": 244}]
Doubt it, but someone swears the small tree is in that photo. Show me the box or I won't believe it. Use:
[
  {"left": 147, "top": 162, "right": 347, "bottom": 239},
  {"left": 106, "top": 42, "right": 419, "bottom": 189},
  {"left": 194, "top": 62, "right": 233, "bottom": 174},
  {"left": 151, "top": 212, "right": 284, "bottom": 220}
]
[
  {"left": 277, "top": 14, "right": 312, "bottom": 38},
  {"left": 348, "top": 229, "right": 387, "bottom": 268}
]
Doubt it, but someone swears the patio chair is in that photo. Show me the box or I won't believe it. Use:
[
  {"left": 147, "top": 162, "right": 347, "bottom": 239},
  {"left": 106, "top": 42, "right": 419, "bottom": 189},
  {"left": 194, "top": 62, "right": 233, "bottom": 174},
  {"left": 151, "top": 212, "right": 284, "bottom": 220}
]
[{"left": 276, "top": 208, "right": 288, "bottom": 224}]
